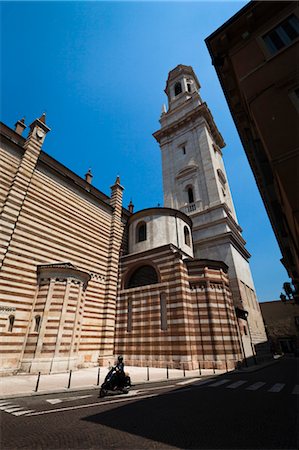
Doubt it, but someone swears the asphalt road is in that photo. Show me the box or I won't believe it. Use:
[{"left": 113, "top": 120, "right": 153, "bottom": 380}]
[{"left": 1, "top": 357, "right": 298, "bottom": 449}]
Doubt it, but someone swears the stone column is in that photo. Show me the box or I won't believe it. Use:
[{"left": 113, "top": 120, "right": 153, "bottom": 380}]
[
  {"left": 31, "top": 277, "right": 55, "bottom": 370},
  {"left": 100, "top": 176, "right": 124, "bottom": 365}
]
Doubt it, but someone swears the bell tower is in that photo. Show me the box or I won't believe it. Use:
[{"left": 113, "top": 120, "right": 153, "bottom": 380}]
[{"left": 153, "top": 65, "right": 267, "bottom": 350}]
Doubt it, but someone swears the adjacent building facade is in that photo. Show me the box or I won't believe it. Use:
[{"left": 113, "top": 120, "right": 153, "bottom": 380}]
[
  {"left": 205, "top": 1, "right": 299, "bottom": 294},
  {"left": 260, "top": 300, "right": 299, "bottom": 355},
  {"left": 0, "top": 65, "right": 267, "bottom": 375}
]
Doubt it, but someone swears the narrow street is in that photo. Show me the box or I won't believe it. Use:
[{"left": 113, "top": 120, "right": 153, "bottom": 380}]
[{"left": 1, "top": 357, "right": 298, "bottom": 449}]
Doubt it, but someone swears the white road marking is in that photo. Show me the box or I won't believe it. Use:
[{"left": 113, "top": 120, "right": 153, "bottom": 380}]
[
  {"left": 226, "top": 380, "right": 247, "bottom": 389},
  {"left": 177, "top": 378, "right": 200, "bottom": 385},
  {"left": 209, "top": 379, "right": 231, "bottom": 387},
  {"left": 26, "top": 393, "right": 158, "bottom": 417},
  {"left": 0, "top": 403, "right": 13, "bottom": 408},
  {"left": 46, "top": 399, "right": 61, "bottom": 405},
  {"left": 46, "top": 394, "right": 93, "bottom": 405},
  {"left": 3, "top": 407, "right": 24, "bottom": 413},
  {"left": 246, "top": 382, "right": 266, "bottom": 391},
  {"left": 99, "top": 385, "right": 176, "bottom": 400},
  {"left": 0, "top": 402, "right": 13, "bottom": 406},
  {"left": 12, "top": 410, "right": 35, "bottom": 416},
  {"left": 268, "top": 383, "right": 285, "bottom": 393},
  {"left": 292, "top": 385, "right": 299, "bottom": 395}
]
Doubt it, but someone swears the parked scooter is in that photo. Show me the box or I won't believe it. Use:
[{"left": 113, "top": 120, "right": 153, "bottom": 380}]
[{"left": 99, "top": 366, "right": 131, "bottom": 398}]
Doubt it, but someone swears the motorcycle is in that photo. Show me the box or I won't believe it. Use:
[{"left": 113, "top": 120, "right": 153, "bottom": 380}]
[{"left": 99, "top": 366, "right": 131, "bottom": 398}]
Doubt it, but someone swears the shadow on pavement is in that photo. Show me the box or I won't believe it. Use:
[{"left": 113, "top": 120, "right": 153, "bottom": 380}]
[{"left": 82, "top": 370, "right": 297, "bottom": 449}]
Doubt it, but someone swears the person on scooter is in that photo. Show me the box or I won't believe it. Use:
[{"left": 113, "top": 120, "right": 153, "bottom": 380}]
[{"left": 115, "top": 356, "right": 125, "bottom": 387}]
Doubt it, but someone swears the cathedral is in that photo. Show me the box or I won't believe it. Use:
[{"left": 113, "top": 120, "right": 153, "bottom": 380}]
[{"left": 0, "top": 65, "right": 267, "bottom": 375}]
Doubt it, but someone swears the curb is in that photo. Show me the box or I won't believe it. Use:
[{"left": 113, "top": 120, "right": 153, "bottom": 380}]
[
  {"left": 0, "top": 376, "right": 211, "bottom": 401},
  {"left": 0, "top": 359, "right": 277, "bottom": 400}
]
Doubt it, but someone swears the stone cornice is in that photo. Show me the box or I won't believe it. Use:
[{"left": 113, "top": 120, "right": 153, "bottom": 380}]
[
  {"left": 185, "top": 258, "right": 229, "bottom": 273},
  {"left": 37, "top": 262, "right": 91, "bottom": 289},
  {"left": 190, "top": 202, "right": 243, "bottom": 233},
  {"left": 153, "top": 102, "right": 225, "bottom": 148},
  {"left": 195, "top": 231, "right": 251, "bottom": 260},
  {"left": 128, "top": 206, "right": 192, "bottom": 228},
  {"left": 120, "top": 243, "right": 191, "bottom": 263}
]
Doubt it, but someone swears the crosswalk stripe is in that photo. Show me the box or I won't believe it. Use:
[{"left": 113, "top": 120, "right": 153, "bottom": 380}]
[
  {"left": 246, "top": 382, "right": 266, "bottom": 391},
  {"left": 0, "top": 405, "right": 13, "bottom": 410},
  {"left": 3, "top": 407, "right": 24, "bottom": 413},
  {"left": 226, "top": 380, "right": 247, "bottom": 389},
  {"left": 268, "top": 383, "right": 285, "bottom": 393},
  {"left": 177, "top": 378, "right": 200, "bottom": 385},
  {"left": 0, "top": 402, "right": 12, "bottom": 407},
  {"left": 209, "top": 379, "right": 231, "bottom": 387},
  {"left": 12, "top": 410, "right": 35, "bottom": 416},
  {"left": 292, "top": 385, "right": 299, "bottom": 395}
]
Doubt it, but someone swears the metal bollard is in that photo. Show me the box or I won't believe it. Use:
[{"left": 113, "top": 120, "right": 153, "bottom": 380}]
[
  {"left": 147, "top": 366, "right": 149, "bottom": 381},
  {"left": 198, "top": 362, "right": 201, "bottom": 376},
  {"left": 213, "top": 362, "right": 216, "bottom": 374},
  {"left": 183, "top": 364, "right": 186, "bottom": 377},
  {"left": 166, "top": 365, "right": 169, "bottom": 379},
  {"left": 97, "top": 367, "right": 100, "bottom": 386},
  {"left": 225, "top": 360, "right": 228, "bottom": 373},
  {"left": 67, "top": 369, "right": 72, "bottom": 389},
  {"left": 35, "top": 372, "right": 41, "bottom": 392}
]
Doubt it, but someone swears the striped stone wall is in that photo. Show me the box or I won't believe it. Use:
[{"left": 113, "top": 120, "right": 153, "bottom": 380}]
[
  {"left": 115, "top": 245, "right": 242, "bottom": 370},
  {"left": 0, "top": 119, "right": 126, "bottom": 374}
]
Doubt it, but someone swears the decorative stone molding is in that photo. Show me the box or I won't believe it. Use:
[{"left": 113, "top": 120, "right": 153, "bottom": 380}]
[{"left": 37, "top": 262, "right": 91, "bottom": 290}]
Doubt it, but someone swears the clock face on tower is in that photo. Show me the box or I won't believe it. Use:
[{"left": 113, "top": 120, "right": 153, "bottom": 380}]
[{"left": 36, "top": 128, "right": 45, "bottom": 139}]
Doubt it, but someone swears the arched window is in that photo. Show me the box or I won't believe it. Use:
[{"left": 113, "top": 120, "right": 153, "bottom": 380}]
[
  {"left": 184, "top": 226, "right": 191, "bottom": 247},
  {"left": 136, "top": 221, "right": 147, "bottom": 243},
  {"left": 174, "top": 82, "right": 182, "bottom": 96},
  {"left": 34, "top": 315, "right": 41, "bottom": 332},
  {"left": 8, "top": 315, "right": 15, "bottom": 332},
  {"left": 126, "top": 265, "right": 159, "bottom": 289},
  {"left": 160, "top": 293, "right": 167, "bottom": 331},
  {"left": 187, "top": 187, "right": 194, "bottom": 204},
  {"left": 127, "top": 299, "right": 132, "bottom": 332}
]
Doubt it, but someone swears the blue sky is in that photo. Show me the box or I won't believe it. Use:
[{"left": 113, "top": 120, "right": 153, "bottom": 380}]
[{"left": 1, "top": 1, "right": 289, "bottom": 301}]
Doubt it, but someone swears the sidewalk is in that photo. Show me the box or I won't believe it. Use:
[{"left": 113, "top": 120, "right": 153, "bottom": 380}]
[
  {"left": 0, "top": 359, "right": 277, "bottom": 400},
  {"left": 0, "top": 365, "right": 219, "bottom": 400}
]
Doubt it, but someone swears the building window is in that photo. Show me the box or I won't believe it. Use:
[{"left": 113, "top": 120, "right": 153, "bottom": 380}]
[
  {"left": 184, "top": 226, "right": 191, "bottom": 247},
  {"left": 136, "top": 221, "right": 147, "bottom": 243},
  {"left": 187, "top": 82, "right": 191, "bottom": 93},
  {"left": 187, "top": 187, "right": 194, "bottom": 204},
  {"left": 182, "top": 146, "right": 186, "bottom": 155},
  {"left": 263, "top": 14, "right": 299, "bottom": 55},
  {"left": 8, "top": 315, "right": 15, "bottom": 332},
  {"left": 174, "top": 82, "right": 182, "bottom": 96},
  {"left": 34, "top": 315, "right": 41, "bottom": 332},
  {"left": 126, "top": 265, "right": 159, "bottom": 289},
  {"left": 160, "top": 293, "right": 167, "bottom": 331},
  {"left": 127, "top": 299, "right": 132, "bottom": 332}
]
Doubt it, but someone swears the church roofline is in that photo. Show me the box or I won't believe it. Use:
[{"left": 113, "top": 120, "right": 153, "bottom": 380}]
[
  {"left": 185, "top": 258, "right": 229, "bottom": 273},
  {"left": 0, "top": 121, "right": 131, "bottom": 218},
  {"left": 128, "top": 206, "right": 193, "bottom": 227},
  {"left": 120, "top": 242, "right": 193, "bottom": 263}
]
